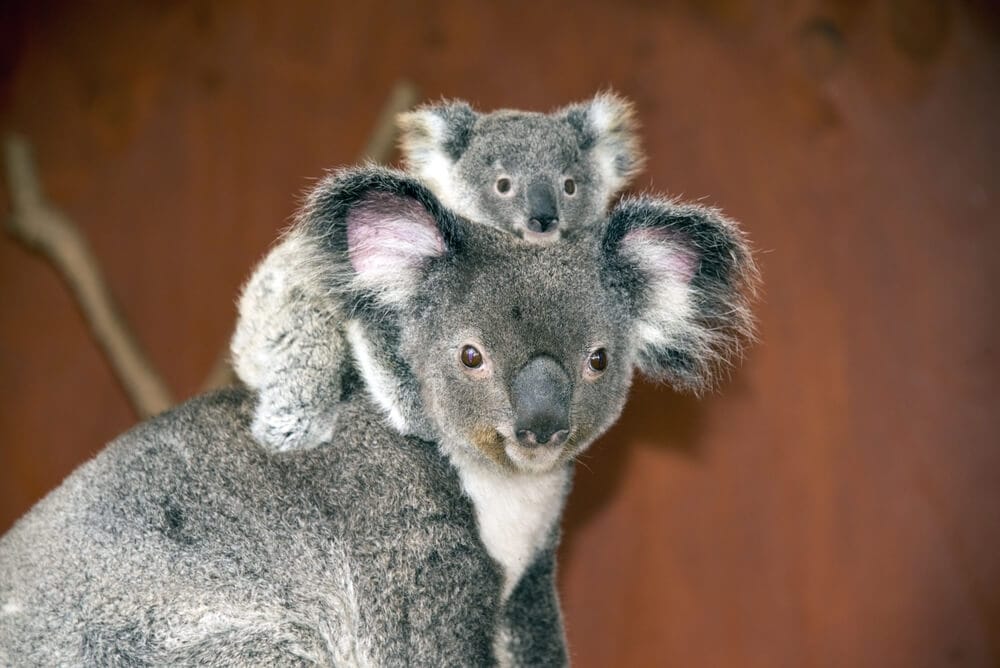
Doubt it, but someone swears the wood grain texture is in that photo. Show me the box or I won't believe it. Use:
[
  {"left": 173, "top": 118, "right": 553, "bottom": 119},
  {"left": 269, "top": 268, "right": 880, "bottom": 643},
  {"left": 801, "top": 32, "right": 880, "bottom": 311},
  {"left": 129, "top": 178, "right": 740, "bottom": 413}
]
[{"left": 1, "top": 1, "right": 997, "bottom": 665}]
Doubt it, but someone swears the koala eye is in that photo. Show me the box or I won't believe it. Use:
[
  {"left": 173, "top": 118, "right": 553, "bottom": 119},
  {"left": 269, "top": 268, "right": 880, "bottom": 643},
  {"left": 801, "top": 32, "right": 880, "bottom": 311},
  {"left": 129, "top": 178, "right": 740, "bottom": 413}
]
[
  {"left": 563, "top": 178, "right": 576, "bottom": 196},
  {"left": 587, "top": 348, "right": 608, "bottom": 373},
  {"left": 461, "top": 345, "right": 484, "bottom": 369},
  {"left": 495, "top": 177, "right": 513, "bottom": 196}
]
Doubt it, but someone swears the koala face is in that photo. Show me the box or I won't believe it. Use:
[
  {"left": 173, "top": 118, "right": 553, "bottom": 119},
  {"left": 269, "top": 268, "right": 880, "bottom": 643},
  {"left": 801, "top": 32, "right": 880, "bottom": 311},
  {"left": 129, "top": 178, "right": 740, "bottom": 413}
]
[
  {"left": 306, "top": 168, "right": 756, "bottom": 475},
  {"left": 400, "top": 230, "right": 638, "bottom": 473},
  {"left": 398, "top": 93, "right": 644, "bottom": 243}
]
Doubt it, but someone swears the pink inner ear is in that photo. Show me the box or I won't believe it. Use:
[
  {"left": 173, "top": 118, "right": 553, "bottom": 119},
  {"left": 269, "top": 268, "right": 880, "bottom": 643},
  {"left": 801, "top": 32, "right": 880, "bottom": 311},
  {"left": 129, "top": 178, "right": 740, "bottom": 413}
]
[
  {"left": 623, "top": 227, "right": 698, "bottom": 283},
  {"left": 346, "top": 193, "right": 445, "bottom": 275}
]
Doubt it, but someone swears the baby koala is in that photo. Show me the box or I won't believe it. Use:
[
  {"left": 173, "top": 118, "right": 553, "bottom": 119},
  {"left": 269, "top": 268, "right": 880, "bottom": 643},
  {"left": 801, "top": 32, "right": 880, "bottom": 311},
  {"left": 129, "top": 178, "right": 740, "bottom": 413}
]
[{"left": 233, "top": 93, "right": 644, "bottom": 452}]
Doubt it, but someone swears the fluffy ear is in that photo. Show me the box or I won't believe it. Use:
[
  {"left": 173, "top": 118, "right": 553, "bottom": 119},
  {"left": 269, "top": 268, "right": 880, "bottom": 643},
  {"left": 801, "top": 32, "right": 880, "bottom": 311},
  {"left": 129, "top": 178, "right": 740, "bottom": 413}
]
[
  {"left": 397, "top": 100, "right": 478, "bottom": 183},
  {"left": 561, "top": 91, "right": 645, "bottom": 201},
  {"left": 603, "top": 196, "right": 759, "bottom": 392},
  {"left": 300, "top": 166, "right": 463, "bottom": 310}
]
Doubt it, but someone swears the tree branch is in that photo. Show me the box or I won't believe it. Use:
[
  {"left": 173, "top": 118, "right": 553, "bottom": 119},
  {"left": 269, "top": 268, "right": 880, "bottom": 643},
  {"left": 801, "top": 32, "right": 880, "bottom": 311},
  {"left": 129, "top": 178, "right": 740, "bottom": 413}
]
[
  {"left": 3, "top": 80, "right": 421, "bottom": 416},
  {"left": 3, "top": 134, "right": 174, "bottom": 418}
]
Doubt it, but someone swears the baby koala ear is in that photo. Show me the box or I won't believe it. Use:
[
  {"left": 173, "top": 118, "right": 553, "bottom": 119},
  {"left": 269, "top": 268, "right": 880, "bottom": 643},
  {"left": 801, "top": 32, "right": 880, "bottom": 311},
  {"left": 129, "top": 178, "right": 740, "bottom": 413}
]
[
  {"left": 560, "top": 91, "right": 645, "bottom": 202},
  {"left": 398, "top": 100, "right": 478, "bottom": 179},
  {"left": 603, "top": 195, "right": 759, "bottom": 392},
  {"left": 302, "top": 166, "right": 463, "bottom": 309}
]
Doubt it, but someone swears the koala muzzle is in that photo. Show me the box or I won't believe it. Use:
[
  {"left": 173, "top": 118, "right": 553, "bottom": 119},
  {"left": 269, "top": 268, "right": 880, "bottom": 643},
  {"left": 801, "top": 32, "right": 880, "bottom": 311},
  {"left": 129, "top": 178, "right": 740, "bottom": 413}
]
[
  {"left": 526, "top": 181, "right": 559, "bottom": 234},
  {"left": 512, "top": 355, "right": 571, "bottom": 448}
]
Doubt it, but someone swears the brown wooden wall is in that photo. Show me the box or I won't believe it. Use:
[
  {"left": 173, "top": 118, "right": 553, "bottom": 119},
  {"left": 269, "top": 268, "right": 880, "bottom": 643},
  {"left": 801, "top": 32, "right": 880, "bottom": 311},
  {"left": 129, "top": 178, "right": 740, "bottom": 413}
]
[{"left": 1, "top": 1, "right": 998, "bottom": 665}]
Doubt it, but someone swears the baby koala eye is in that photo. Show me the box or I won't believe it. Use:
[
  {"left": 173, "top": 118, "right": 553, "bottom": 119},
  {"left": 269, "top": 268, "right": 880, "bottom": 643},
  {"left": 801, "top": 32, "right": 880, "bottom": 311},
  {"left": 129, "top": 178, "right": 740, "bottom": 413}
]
[
  {"left": 495, "top": 177, "right": 513, "bottom": 196},
  {"left": 587, "top": 348, "right": 608, "bottom": 373},
  {"left": 460, "top": 344, "right": 484, "bottom": 369},
  {"left": 563, "top": 178, "right": 576, "bottom": 196}
]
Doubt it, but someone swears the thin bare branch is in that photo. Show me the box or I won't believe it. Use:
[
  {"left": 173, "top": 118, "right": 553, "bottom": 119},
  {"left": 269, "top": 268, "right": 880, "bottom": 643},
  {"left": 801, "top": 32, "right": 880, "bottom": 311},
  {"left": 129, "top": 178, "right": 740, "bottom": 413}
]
[
  {"left": 4, "top": 81, "right": 420, "bottom": 412},
  {"left": 360, "top": 80, "right": 420, "bottom": 163},
  {"left": 3, "top": 134, "right": 174, "bottom": 418}
]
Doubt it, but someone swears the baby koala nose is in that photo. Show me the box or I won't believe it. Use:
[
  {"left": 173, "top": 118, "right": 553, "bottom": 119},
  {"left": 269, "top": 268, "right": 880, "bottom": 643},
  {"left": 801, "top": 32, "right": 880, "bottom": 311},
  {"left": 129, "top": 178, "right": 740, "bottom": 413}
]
[
  {"left": 526, "top": 180, "right": 559, "bottom": 235},
  {"left": 516, "top": 427, "right": 569, "bottom": 448},
  {"left": 526, "top": 215, "right": 559, "bottom": 234}
]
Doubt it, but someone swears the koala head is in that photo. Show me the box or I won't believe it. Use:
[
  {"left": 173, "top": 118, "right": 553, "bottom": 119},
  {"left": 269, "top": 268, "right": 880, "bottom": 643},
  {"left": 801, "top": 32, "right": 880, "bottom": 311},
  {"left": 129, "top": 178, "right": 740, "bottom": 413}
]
[
  {"left": 397, "top": 92, "right": 644, "bottom": 243},
  {"left": 303, "top": 167, "right": 756, "bottom": 475}
]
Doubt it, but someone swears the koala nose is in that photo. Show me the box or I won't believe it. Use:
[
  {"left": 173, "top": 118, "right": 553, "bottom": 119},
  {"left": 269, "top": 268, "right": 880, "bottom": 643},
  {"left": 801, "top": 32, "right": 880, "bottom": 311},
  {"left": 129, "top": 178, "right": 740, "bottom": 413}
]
[
  {"left": 527, "top": 181, "right": 559, "bottom": 235},
  {"left": 526, "top": 215, "right": 559, "bottom": 234},
  {"left": 511, "top": 355, "right": 571, "bottom": 448},
  {"left": 517, "top": 427, "right": 569, "bottom": 448}
]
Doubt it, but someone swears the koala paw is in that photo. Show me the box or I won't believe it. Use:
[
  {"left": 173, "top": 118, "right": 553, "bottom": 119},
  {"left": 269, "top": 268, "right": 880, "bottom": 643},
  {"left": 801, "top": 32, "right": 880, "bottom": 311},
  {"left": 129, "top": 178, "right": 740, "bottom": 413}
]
[{"left": 251, "top": 394, "right": 337, "bottom": 453}]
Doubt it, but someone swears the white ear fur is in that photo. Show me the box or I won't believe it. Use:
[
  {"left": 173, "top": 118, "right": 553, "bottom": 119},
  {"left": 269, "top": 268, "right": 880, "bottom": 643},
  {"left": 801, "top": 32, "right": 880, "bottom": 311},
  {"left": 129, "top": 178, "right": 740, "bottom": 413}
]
[
  {"left": 346, "top": 193, "right": 446, "bottom": 307},
  {"left": 397, "top": 102, "right": 477, "bottom": 212},
  {"left": 565, "top": 92, "right": 645, "bottom": 202},
  {"left": 609, "top": 196, "right": 757, "bottom": 392},
  {"left": 619, "top": 225, "right": 702, "bottom": 361},
  {"left": 345, "top": 319, "right": 412, "bottom": 434},
  {"left": 398, "top": 111, "right": 452, "bottom": 187}
]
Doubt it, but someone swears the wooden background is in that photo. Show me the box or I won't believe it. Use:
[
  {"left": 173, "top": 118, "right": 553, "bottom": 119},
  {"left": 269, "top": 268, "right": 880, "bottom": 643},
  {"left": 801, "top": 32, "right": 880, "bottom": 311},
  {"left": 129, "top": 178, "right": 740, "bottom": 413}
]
[{"left": 1, "top": 1, "right": 997, "bottom": 665}]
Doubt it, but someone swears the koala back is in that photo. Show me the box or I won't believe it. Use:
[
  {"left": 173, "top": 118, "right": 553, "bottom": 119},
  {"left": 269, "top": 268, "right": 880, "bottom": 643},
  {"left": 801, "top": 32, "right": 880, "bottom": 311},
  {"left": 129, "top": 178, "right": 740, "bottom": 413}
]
[{"left": 0, "top": 388, "right": 501, "bottom": 665}]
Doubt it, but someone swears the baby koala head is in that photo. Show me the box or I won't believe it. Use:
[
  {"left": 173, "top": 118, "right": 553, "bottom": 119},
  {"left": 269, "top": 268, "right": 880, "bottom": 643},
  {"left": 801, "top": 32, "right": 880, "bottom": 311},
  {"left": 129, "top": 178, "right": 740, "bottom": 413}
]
[
  {"left": 304, "top": 167, "right": 757, "bottom": 475},
  {"left": 398, "top": 92, "right": 644, "bottom": 243}
]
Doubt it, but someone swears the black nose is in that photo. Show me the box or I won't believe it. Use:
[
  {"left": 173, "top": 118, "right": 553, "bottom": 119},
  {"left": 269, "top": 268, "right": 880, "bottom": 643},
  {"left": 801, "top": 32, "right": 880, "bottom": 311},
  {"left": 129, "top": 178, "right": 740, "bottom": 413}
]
[
  {"left": 516, "top": 427, "right": 569, "bottom": 448},
  {"left": 511, "top": 355, "right": 571, "bottom": 448},
  {"left": 527, "top": 215, "right": 559, "bottom": 234},
  {"left": 526, "top": 181, "right": 559, "bottom": 234}
]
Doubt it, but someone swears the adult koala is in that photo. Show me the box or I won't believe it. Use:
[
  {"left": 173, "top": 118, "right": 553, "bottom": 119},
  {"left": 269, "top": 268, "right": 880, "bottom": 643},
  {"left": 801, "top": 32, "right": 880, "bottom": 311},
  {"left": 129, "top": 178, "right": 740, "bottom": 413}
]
[
  {"left": 233, "top": 93, "right": 645, "bottom": 453},
  {"left": 0, "top": 166, "right": 756, "bottom": 665}
]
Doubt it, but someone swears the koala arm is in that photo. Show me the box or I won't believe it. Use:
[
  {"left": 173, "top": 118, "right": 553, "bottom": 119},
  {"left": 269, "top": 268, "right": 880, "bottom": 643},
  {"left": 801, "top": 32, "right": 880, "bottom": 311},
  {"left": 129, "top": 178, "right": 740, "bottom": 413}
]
[
  {"left": 347, "top": 536, "right": 502, "bottom": 666},
  {"left": 499, "top": 545, "right": 568, "bottom": 666},
  {"left": 231, "top": 231, "right": 350, "bottom": 451}
]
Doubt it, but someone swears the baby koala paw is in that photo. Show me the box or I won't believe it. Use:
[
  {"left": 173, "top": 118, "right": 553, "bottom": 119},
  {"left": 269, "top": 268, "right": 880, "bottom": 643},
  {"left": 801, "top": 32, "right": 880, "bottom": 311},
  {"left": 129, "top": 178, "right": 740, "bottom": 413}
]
[{"left": 251, "top": 391, "right": 337, "bottom": 453}]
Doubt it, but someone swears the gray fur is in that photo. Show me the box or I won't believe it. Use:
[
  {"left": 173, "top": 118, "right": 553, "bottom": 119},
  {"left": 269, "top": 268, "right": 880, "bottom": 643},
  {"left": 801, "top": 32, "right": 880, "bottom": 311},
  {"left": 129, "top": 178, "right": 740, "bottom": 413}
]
[
  {"left": 0, "top": 390, "right": 501, "bottom": 665},
  {"left": 398, "top": 91, "right": 644, "bottom": 240},
  {"left": 0, "top": 166, "right": 756, "bottom": 665},
  {"left": 236, "top": 93, "right": 644, "bottom": 453},
  {"left": 230, "top": 231, "right": 352, "bottom": 450}
]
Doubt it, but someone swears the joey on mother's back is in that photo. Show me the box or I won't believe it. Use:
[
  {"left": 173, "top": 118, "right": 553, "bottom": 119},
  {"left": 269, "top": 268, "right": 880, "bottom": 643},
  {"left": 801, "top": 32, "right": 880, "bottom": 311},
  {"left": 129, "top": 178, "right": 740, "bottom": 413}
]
[
  {"left": 233, "top": 92, "right": 645, "bottom": 453},
  {"left": 0, "top": 166, "right": 756, "bottom": 665}
]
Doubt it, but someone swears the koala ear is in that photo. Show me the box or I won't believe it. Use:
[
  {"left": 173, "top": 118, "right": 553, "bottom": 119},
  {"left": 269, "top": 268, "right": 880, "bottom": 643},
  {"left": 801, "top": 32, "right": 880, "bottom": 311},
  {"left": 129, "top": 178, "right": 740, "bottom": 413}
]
[
  {"left": 301, "top": 166, "right": 463, "bottom": 309},
  {"left": 561, "top": 91, "right": 645, "bottom": 201},
  {"left": 603, "top": 195, "right": 759, "bottom": 392},
  {"left": 398, "top": 100, "right": 478, "bottom": 180}
]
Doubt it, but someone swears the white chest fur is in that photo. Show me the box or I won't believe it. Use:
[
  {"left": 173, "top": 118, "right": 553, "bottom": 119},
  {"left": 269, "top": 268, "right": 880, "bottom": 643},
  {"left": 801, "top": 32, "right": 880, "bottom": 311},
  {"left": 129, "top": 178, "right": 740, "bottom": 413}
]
[{"left": 456, "top": 463, "right": 569, "bottom": 600}]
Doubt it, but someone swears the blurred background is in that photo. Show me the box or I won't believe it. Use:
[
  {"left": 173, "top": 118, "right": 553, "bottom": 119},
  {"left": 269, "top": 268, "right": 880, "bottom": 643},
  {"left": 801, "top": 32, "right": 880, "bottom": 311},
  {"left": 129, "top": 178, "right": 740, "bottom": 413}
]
[{"left": 1, "top": 1, "right": 997, "bottom": 665}]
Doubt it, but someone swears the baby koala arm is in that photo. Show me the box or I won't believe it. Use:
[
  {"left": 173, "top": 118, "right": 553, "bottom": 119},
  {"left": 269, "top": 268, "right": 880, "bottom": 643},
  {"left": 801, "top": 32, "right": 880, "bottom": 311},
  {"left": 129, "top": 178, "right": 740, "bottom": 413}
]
[{"left": 231, "top": 230, "right": 350, "bottom": 452}]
